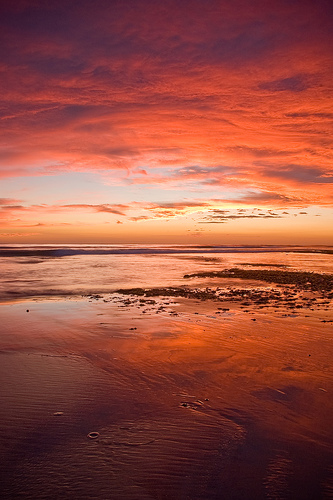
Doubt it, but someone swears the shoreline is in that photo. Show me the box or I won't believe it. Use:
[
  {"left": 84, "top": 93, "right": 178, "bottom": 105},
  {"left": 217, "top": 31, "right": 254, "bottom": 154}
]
[
  {"left": 1, "top": 264, "right": 333, "bottom": 498},
  {"left": 1, "top": 266, "right": 332, "bottom": 325}
]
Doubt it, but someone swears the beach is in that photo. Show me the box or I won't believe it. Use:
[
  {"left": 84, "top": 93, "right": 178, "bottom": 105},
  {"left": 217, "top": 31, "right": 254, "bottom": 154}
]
[{"left": 1, "top": 245, "right": 333, "bottom": 499}]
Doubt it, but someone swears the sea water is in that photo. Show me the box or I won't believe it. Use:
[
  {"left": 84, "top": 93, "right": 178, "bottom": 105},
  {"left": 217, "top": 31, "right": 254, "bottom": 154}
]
[
  {"left": 1, "top": 244, "right": 333, "bottom": 499},
  {"left": 0, "top": 244, "right": 332, "bottom": 301}
]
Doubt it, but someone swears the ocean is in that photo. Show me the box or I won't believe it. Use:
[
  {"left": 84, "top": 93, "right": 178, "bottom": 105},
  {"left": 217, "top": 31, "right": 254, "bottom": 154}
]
[
  {"left": 1, "top": 244, "right": 332, "bottom": 301},
  {"left": 1, "top": 244, "right": 333, "bottom": 499}
]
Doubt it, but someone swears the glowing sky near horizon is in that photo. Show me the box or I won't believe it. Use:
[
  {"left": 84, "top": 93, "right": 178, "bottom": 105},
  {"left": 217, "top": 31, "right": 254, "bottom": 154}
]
[{"left": 0, "top": 0, "right": 332, "bottom": 244}]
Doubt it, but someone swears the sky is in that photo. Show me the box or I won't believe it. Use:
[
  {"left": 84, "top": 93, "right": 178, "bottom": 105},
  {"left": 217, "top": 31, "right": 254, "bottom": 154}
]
[{"left": 1, "top": 0, "right": 333, "bottom": 245}]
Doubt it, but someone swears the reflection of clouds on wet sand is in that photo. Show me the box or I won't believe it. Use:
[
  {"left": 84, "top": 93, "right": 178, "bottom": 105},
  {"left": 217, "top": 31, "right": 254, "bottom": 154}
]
[{"left": 1, "top": 285, "right": 333, "bottom": 498}]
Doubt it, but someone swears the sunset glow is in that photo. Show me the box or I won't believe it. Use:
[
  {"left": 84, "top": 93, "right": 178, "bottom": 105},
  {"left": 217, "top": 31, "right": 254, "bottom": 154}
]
[{"left": 1, "top": 0, "right": 332, "bottom": 244}]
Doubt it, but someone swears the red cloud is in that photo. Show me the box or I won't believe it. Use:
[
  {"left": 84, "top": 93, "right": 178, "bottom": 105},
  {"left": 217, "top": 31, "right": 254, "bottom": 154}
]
[{"left": 0, "top": 0, "right": 332, "bottom": 222}]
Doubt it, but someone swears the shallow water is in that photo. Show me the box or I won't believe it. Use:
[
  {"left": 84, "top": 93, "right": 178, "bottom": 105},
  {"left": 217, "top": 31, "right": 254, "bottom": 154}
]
[
  {"left": 0, "top": 244, "right": 332, "bottom": 301},
  {"left": 0, "top": 246, "right": 333, "bottom": 499}
]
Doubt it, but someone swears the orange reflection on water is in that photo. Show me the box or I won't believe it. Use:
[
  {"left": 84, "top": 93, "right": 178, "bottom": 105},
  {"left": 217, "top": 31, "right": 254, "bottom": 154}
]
[{"left": 1, "top": 296, "right": 333, "bottom": 498}]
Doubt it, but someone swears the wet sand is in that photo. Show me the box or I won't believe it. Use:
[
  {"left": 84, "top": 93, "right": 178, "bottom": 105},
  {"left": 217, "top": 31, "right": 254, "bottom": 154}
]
[{"left": 1, "top": 276, "right": 333, "bottom": 499}]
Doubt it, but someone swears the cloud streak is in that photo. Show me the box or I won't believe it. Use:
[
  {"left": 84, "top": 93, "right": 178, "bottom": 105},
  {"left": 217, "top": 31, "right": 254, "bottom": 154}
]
[{"left": 0, "top": 198, "right": 316, "bottom": 230}]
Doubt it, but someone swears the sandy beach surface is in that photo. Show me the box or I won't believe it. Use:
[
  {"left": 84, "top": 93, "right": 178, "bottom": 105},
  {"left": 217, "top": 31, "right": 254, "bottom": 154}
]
[
  {"left": 1, "top": 248, "right": 333, "bottom": 499},
  {"left": 1, "top": 288, "right": 333, "bottom": 499}
]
